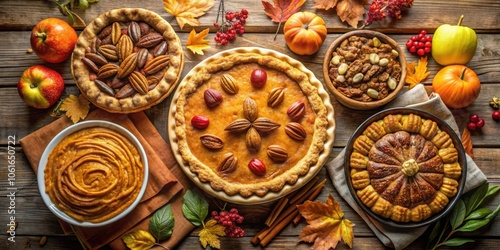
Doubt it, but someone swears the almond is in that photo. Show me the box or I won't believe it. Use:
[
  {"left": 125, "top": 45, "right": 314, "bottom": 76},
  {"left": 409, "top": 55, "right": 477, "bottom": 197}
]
[
  {"left": 253, "top": 117, "right": 280, "bottom": 133},
  {"left": 218, "top": 153, "right": 238, "bottom": 174},
  {"left": 128, "top": 71, "right": 149, "bottom": 95},
  {"left": 245, "top": 127, "right": 261, "bottom": 152},
  {"left": 143, "top": 55, "right": 170, "bottom": 75},
  {"left": 117, "top": 53, "right": 138, "bottom": 78},
  {"left": 225, "top": 119, "right": 252, "bottom": 133},
  {"left": 200, "top": 134, "right": 224, "bottom": 150},
  {"left": 97, "top": 63, "right": 118, "bottom": 79},
  {"left": 267, "top": 87, "right": 285, "bottom": 107},
  {"left": 266, "top": 145, "right": 288, "bottom": 163},
  {"left": 243, "top": 97, "right": 258, "bottom": 122},
  {"left": 220, "top": 74, "right": 238, "bottom": 95},
  {"left": 285, "top": 122, "right": 306, "bottom": 141}
]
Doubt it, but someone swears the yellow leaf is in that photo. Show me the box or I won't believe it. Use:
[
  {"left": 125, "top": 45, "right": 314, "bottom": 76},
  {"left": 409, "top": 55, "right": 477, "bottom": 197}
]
[
  {"left": 60, "top": 94, "right": 90, "bottom": 123},
  {"left": 121, "top": 230, "right": 155, "bottom": 250},
  {"left": 405, "top": 56, "right": 430, "bottom": 89},
  {"left": 186, "top": 28, "right": 211, "bottom": 55},
  {"left": 163, "top": 0, "right": 215, "bottom": 30},
  {"left": 199, "top": 219, "right": 225, "bottom": 249},
  {"left": 297, "top": 194, "right": 355, "bottom": 249}
]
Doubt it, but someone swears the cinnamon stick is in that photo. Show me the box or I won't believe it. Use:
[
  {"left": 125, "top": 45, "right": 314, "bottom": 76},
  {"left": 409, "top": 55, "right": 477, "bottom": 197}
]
[
  {"left": 288, "top": 176, "right": 319, "bottom": 204},
  {"left": 259, "top": 180, "right": 326, "bottom": 246},
  {"left": 265, "top": 197, "right": 288, "bottom": 226}
]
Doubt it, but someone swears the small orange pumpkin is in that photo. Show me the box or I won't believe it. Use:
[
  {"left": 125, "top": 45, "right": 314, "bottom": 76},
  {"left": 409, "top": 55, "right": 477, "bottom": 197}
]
[
  {"left": 284, "top": 12, "right": 327, "bottom": 55},
  {"left": 432, "top": 65, "right": 481, "bottom": 109}
]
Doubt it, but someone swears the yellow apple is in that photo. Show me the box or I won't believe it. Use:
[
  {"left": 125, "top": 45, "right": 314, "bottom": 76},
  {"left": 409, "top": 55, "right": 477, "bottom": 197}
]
[{"left": 432, "top": 15, "right": 477, "bottom": 65}]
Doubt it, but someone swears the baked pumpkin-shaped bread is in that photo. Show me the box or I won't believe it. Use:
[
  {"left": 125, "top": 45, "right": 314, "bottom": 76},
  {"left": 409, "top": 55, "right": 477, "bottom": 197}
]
[{"left": 349, "top": 113, "right": 462, "bottom": 223}]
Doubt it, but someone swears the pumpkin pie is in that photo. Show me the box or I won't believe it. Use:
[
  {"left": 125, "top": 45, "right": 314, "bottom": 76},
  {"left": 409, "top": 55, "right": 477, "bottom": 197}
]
[
  {"left": 172, "top": 48, "right": 333, "bottom": 200},
  {"left": 349, "top": 113, "right": 462, "bottom": 223},
  {"left": 71, "top": 8, "right": 184, "bottom": 113}
]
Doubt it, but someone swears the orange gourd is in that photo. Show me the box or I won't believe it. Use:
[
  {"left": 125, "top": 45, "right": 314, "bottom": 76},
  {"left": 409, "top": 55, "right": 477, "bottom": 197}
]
[
  {"left": 284, "top": 12, "right": 327, "bottom": 55},
  {"left": 432, "top": 65, "right": 481, "bottom": 109}
]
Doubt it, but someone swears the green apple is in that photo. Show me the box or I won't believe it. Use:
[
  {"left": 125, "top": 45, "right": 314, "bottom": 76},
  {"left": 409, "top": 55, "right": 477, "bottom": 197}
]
[
  {"left": 17, "top": 65, "right": 65, "bottom": 109},
  {"left": 432, "top": 15, "right": 477, "bottom": 65}
]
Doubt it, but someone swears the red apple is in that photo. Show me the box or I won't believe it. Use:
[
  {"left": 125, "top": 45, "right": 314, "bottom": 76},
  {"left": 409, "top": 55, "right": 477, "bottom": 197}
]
[
  {"left": 30, "top": 18, "right": 77, "bottom": 63},
  {"left": 18, "top": 65, "right": 65, "bottom": 109}
]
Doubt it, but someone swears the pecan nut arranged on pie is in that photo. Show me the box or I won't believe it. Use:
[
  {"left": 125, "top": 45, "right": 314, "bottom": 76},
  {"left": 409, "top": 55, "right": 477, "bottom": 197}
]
[
  {"left": 173, "top": 50, "right": 331, "bottom": 198},
  {"left": 71, "top": 8, "right": 183, "bottom": 113},
  {"left": 349, "top": 113, "right": 462, "bottom": 223}
]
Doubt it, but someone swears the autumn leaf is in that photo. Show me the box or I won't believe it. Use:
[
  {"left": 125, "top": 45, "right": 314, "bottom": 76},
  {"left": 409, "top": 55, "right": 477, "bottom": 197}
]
[
  {"left": 60, "top": 94, "right": 90, "bottom": 123},
  {"left": 163, "top": 0, "right": 215, "bottom": 30},
  {"left": 186, "top": 28, "right": 211, "bottom": 55},
  {"left": 297, "top": 194, "right": 355, "bottom": 249},
  {"left": 122, "top": 230, "right": 155, "bottom": 250},
  {"left": 406, "top": 56, "right": 430, "bottom": 89},
  {"left": 313, "top": 0, "right": 368, "bottom": 28},
  {"left": 262, "top": 0, "right": 306, "bottom": 40},
  {"left": 199, "top": 219, "right": 225, "bottom": 249},
  {"left": 462, "top": 128, "right": 474, "bottom": 158}
]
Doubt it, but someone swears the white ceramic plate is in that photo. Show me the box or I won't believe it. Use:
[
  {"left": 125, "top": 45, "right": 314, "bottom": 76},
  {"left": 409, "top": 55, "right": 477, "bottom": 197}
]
[
  {"left": 168, "top": 47, "right": 335, "bottom": 205},
  {"left": 38, "top": 120, "right": 148, "bottom": 227}
]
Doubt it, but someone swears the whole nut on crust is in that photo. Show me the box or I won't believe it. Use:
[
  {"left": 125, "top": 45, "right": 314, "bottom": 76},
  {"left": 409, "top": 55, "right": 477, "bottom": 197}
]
[
  {"left": 285, "top": 122, "right": 306, "bottom": 141},
  {"left": 287, "top": 101, "right": 305, "bottom": 121},
  {"left": 200, "top": 134, "right": 224, "bottom": 150},
  {"left": 225, "top": 119, "right": 252, "bottom": 133},
  {"left": 204, "top": 88, "right": 223, "bottom": 108},
  {"left": 219, "top": 153, "right": 238, "bottom": 174},
  {"left": 243, "top": 97, "right": 258, "bottom": 122},
  {"left": 246, "top": 127, "right": 261, "bottom": 152},
  {"left": 220, "top": 74, "right": 238, "bottom": 95},
  {"left": 267, "top": 87, "right": 285, "bottom": 107},
  {"left": 252, "top": 118, "right": 280, "bottom": 133},
  {"left": 128, "top": 71, "right": 149, "bottom": 95},
  {"left": 267, "top": 145, "right": 288, "bottom": 163}
]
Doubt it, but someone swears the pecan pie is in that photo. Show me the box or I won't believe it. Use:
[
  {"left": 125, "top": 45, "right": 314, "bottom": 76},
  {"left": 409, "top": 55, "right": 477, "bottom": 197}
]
[
  {"left": 71, "top": 8, "right": 183, "bottom": 113},
  {"left": 171, "top": 48, "right": 333, "bottom": 200},
  {"left": 349, "top": 112, "right": 463, "bottom": 223}
]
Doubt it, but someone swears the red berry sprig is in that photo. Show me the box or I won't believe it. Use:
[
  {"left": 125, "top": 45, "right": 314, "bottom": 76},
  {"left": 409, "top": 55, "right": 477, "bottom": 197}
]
[
  {"left": 467, "top": 114, "right": 485, "bottom": 131},
  {"left": 365, "top": 0, "right": 414, "bottom": 26},
  {"left": 211, "top": 208, "right": 245, "bottom": 238},
  {"left": 213, "top": 0, "right": 248, "bottom": 45},
  {"left": 406, "top": 30, "right": 432, "bottom": 57}
]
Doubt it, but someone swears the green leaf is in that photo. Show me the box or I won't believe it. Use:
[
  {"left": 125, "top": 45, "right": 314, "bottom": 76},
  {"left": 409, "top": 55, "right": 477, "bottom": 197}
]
[
  {"left": 465, "top": 182, "right": 489, "bottom": 215},
  {"left": 427, "top": 220, "right": 442, "bottom": 243},
  {"left": 457, "top": 219, "right": 490, "bottom": 232},
  {"left": 465, "top": 208, "right": 492, "bottom": 221},
  {"left": 441, "top": 238, "right": 475, "bottom": 247},
  {"left": 485, "top": 203, "right": 500, "bottom": 221},
  {"left": 450, "top": 199, "right": 466, "bottom": 230},
  {"left": 149, "top": 204, "right": 174, "bottom": 241},
  {"left": 182, "top": 189, "right": 208, "bottom": 227},
  {"left": 484, "top": 185, "right": 500, "bottom": 201}
]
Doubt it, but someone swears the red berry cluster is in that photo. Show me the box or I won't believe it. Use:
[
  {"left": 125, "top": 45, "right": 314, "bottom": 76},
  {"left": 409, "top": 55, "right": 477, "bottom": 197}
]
[
  {"left": 214, "top": 9, "right": 248, "bottom": 45},
  {"left": 365, "top": 0, "right": 414, "bottom": 25},
  {"left": 467, "top": 114, "right": 485, "bottom": 131},
  {"left": 406, "top": 30, "right": 432, "bottom": 57},
  {"left": 211, "top": 208, "right": 245, "bottom": 238}
]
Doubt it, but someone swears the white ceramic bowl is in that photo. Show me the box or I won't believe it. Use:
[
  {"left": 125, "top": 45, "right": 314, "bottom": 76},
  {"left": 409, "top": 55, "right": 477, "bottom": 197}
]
[{"left": 38, "top": 120, "right": 148, "bottom": 227}]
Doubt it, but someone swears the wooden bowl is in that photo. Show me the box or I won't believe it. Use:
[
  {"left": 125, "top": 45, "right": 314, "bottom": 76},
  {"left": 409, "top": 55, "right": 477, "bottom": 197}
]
[{"left": 322, "top": 30, "right": 406, "bottom": 110}]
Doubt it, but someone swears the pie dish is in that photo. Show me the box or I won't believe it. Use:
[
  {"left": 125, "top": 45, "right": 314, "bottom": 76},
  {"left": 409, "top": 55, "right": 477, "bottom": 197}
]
[
  {"left": 71, "top": 8, "right": 184, "bottom": 113},
  {"left": 345, "top": 108, "right": 466, "bottom": 227},
  {"left": 38, "top": 120, "right": 148, "bottom": 227},
  {"left": 169, "top": 47, "right": 335, "bottom": 204}
]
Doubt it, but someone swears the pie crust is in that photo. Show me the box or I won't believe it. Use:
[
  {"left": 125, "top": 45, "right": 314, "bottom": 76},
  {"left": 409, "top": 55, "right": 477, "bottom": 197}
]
[
  {"left": 71, "top": 8, "right": 184, "bottom": 113},
  {"left": 169, "top": 48, "right": 335, "bottom": 203}
]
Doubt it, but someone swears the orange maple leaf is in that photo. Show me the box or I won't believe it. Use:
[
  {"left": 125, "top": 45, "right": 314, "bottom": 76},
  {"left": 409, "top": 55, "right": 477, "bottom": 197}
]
[
  {"left": 313, "top": 0, "right": 368, "bottom": 28},
  {"left": 163, "top": 0, "right": 215, "bottom": 30},
  {"left": 462, "top": 128, "right": 474, "bottom": 158},
  {"left": 262, "top": 0, "right": 306, "bottom": 39},
  {"left": 406, "top": 56, "right": 430, "bottom": 89},
  {"left": 186, "top": 28, "right": 211, "bottom": 55},
  {"left": 60, "top": 94, "right": 90, "bottom": 124},
  {"left": 297, "top": 194, "right": 355, "bottom": 249}
]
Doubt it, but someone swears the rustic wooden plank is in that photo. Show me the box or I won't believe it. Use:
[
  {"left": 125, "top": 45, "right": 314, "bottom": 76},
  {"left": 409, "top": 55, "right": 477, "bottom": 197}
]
[{"left": 0, "top": 0, "right": 499, "bottom": 33}]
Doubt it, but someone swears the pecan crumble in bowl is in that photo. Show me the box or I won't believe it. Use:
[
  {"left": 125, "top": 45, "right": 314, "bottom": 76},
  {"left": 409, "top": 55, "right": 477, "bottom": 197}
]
[{"left": 323, "top": 30, "right": 407, "bottom": 110}]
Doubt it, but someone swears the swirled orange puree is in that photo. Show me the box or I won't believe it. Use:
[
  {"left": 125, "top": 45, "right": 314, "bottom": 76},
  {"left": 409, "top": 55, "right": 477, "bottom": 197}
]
[{"left": 44, "top": 127, "right": 144, "bottom": 223}]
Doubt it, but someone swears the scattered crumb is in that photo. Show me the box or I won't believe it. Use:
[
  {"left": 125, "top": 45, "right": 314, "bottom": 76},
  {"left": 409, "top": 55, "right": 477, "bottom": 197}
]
[{"left": 26, "top": 48, "right": 33, "bottom": 53}]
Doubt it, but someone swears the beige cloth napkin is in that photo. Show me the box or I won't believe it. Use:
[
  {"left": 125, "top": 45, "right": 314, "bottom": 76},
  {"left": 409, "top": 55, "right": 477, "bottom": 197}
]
[{"left": 325, "top": 84, "right": 488, "bottom": 250}]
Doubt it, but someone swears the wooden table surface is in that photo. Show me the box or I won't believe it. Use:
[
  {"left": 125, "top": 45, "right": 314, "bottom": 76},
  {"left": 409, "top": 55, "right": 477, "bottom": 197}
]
[{"left": 1, "top": 1, "right": 499, "bottom": 249}]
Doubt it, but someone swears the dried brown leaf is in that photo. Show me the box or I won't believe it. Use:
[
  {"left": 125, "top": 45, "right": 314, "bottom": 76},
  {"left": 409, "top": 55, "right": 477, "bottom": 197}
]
[
  {"left": 313, "top": 0, "right": 368, "bottom": 28},
  {"left": 462, "top": 128, "right": 474, "bottom": 158}
]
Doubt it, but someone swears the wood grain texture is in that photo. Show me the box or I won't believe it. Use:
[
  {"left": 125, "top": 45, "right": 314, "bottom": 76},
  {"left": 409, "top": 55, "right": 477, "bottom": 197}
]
[{"left": 0, "top": 1, "right": 499, "bottom": 249}]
